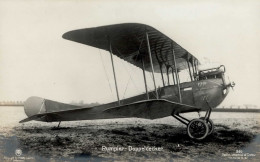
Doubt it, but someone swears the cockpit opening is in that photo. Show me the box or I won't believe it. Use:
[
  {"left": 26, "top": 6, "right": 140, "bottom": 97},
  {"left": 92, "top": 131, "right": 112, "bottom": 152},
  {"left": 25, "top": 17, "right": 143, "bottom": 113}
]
[{"left": 197, "top": 65, "right": 225, "bottom": 81}]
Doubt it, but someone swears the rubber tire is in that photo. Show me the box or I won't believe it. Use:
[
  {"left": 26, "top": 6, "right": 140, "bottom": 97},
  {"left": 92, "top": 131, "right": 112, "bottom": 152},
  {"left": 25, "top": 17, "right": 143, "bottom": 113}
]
[
  {"left": 187, "top": 119, "right": 209, "bottom": 140},
  {"left": 200, "top": 117, "right": 214, "bottom": 135}
]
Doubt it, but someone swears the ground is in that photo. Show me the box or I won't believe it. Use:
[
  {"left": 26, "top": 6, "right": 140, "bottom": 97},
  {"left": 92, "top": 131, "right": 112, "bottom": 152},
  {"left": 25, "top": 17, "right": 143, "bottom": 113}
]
[{"left": 0, "top": 107, "right": 259, "bottom": 161}]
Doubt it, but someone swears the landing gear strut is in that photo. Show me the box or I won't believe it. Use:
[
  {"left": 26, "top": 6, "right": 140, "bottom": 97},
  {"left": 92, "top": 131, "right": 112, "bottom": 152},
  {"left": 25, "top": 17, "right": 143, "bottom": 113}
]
[
  {"left": 202, "top": 101, "right": 214, "bottom": 135},
  {"left": 172, "top": 102, "right": 214, "bottom": 140},
  {"left": 57, "top": 121, "right": 61, "bottom": 128}
]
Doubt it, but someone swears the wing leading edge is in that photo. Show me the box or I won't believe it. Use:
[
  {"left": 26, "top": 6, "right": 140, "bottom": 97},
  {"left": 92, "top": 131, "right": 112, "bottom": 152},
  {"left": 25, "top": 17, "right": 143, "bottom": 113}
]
[{"left": 62, "top": 23, "right": 199, "bottom": 73}]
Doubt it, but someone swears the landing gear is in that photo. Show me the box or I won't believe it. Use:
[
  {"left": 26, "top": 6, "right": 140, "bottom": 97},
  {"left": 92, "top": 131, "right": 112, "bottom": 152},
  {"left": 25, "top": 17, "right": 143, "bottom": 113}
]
[
  {"left": 187, "top": 119, "right": 208, "bottom": 140},
  {"left": 200, "top": 117, "right": 214, "bottom": 135},
  {"left": 172, "top": 102, "right": 214, "bottom": 140}
]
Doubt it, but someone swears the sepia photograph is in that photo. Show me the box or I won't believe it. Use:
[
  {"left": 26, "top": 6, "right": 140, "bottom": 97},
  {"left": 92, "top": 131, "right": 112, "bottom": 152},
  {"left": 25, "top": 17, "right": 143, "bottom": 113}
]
[{"left": 0, "top": 0, "right": 259, "bottom": 161}]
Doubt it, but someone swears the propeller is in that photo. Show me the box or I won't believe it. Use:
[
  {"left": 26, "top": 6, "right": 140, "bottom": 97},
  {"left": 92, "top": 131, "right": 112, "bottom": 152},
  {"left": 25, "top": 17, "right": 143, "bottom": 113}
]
[{"left": 227, "top": 76, "right": 235, "bottom": 91}]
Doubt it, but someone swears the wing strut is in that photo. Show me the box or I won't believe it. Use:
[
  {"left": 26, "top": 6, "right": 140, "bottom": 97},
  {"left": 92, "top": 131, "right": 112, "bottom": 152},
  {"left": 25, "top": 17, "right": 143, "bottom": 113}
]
[
  {"left": 146, "top": 32, "right": 159, "bottom": 99},
  {"left": 172, "top": 42, "right": 182, "bottom": 103},
  {"left": 166, "top": 66, "right": 170, "bottom": 85},
  {"left": 192, "top": 58, "right": 196, "bottom": 80},
  {"left": 141, "top": 56, "right": 149, "bottom": 100},
  {"left": 171, "top": 67, "right": 176, "bottom": 85},
  {"left": 187, "top": 57, "right": 193, "bottom": 81},
  {"left": 159, "top": 64, "right": 165, "bottom": 87},
  {"left": 109, "top": 39, "right": 120, "bottom": 105}
]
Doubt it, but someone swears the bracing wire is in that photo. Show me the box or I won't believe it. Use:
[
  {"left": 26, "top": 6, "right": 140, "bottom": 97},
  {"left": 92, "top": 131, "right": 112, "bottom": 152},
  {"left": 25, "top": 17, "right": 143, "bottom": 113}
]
[
  {"left": 125, "top": 55, "right": 158, "bottom": 98},
  {"left": 98, "top": 49, "right": 114, "bottom": 99},
  {"left": 114, "top": 48, "right": 140, "bottom": 93},
  {"left": 113, "top": 47, "right": 158, "bottom": 99},
  {"left": 180, "top": 61, "right": 191, "bottom": 82},
  {"left": 120, "top": 60, "right": 139, "bottom": 93},
  {"left": 122, "top": 76, "right": 131, "bottom": 100},
  {"left": 147, "top": 72, "right": 158, "bottom": 98}
]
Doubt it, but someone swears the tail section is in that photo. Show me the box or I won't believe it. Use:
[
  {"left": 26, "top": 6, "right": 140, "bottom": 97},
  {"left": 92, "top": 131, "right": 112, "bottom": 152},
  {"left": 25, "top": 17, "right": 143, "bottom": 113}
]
[
  {"left": 21, "top": 96, "right": 80, "bottom": 123},
  {"left": 24, "top": 96, "right": 46, "bottom": 117}
]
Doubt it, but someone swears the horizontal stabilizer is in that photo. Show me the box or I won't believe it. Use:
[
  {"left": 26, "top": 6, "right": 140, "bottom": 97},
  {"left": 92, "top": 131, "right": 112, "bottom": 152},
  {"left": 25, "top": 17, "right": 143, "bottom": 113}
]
[{"left": 19, "top": 114, "right": 46, "bottom": 123}]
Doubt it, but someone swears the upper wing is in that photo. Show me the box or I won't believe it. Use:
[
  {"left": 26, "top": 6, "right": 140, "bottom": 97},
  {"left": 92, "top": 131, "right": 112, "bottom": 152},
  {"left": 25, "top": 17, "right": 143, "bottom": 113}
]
[{"left": 62, "top": 23, "right": 199, "bottom": 73}]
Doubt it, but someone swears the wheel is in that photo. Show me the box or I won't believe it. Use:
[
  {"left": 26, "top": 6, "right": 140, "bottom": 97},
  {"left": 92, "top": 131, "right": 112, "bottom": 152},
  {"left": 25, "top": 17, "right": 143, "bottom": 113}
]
[
  {"left": 200, "top": 117, "right": 214, "bottom": 135},
  {"left": 187, "top": 119, "right": 209, "bottom": 140}
]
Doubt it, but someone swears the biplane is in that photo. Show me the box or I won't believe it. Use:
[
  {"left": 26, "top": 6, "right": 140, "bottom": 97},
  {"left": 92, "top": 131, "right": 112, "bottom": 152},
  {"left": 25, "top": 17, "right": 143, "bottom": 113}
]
[{"left": 20, "top": 23, "right": 235, "bottom": 140}]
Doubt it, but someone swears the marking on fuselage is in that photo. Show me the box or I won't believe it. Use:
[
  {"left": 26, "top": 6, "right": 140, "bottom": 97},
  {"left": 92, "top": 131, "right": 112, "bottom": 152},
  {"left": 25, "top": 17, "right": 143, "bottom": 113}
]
[
  {"left": 202, "top": 95, "right": 209, "bottom": 101},
  {"left": 198, "top": 85, "right": 219, "bottom": 91},
  {"left": 207, "top": 80, "right": 223, "bottom": 86},
  {"left": 183, "top": 87, "right": 192, "bottom": 91},
  {"left": 161, "top": 94, "right": 173, "bottom": 98},
  {"left": 198, "top": 82, "right": 207, "bottom": 87}
]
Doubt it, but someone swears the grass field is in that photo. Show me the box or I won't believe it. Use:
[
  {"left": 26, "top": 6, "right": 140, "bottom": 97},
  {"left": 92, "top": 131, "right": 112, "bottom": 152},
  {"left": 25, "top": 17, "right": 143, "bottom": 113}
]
[{"left": 0, "top": 106, "right": 259, "bottom": 161}]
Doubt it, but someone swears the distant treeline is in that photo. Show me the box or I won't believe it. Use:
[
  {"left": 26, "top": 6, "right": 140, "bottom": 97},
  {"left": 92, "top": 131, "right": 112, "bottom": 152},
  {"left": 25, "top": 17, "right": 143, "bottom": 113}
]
[
  {"left": 212, "top": 108, "right": 260, "bottom": 113},
  {"left": 0, "top": 101, "right": 24, "bottom": 106},
  {"left": 0, "top": 100, "right": 99, "bottom": 107},
  {"left": 70, "top": 101, "right": 100, "bottom": 107},
  {"left": 0, "top": 101, "right": 259, "bottom": 113}
]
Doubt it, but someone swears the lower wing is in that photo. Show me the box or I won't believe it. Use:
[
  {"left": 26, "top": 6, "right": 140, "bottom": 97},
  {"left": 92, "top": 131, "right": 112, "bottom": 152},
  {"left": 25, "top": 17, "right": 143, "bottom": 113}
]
[{"left": 19, "top": 99, "right": 200, "bottom": 123}]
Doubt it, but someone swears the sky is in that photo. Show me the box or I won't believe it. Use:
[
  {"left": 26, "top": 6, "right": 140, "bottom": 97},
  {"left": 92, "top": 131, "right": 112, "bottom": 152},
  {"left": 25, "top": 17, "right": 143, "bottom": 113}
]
[{"left": 0, "top": 0, "right": 259, "bottom": 107}]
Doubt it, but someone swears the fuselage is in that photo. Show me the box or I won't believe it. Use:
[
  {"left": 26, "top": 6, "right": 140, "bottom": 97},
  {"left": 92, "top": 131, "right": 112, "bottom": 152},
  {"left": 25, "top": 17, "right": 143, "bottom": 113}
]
[
  {"left": 22, "top": 65, "right": 233, "bottom": 122},
  {"left": 100, "top": 67, "right": 230, "bottom": 112},
  {"left": 101, "top": 79, "right": 229, "bottom": 111}
]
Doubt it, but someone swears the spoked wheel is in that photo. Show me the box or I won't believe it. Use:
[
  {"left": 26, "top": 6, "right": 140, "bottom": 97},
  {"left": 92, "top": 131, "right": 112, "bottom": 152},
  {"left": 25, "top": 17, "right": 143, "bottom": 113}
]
[
  {"left": 200, "top": 117, "right": 214, "bottom": 135},
  {"left": 187, "top": 119, "right": 209, "bottom": 140}
]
